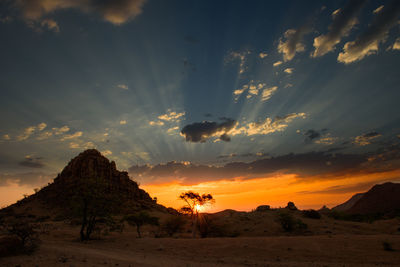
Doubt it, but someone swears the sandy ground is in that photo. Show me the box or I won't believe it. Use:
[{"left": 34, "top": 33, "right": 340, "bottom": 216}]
[{"left": 1, "top": 231, "right": 400, "bottom": 266}]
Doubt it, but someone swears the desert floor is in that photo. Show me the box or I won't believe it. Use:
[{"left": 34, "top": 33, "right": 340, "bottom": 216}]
[{"left": 1, "top": 229, "right": 400, "bottom": 267}]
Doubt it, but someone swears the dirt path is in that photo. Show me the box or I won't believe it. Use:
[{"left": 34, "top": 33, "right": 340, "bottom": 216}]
[{"left": 1, "top": 234, "right": 400, "bottom": 266}]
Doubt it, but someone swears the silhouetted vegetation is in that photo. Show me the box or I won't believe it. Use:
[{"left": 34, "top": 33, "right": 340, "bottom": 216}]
[
  {"left": 71, "top": 176, "right": 122, "bottom": 241},
  {"left": 383, "top": 241, "right": 395, "bottom": 251},
  {"left": 197, "top": 214, "right": 238, "bottom": 238},
  {"left": 179, "top": 191, "right": 214, "bottom": 238},
  {"left": 0, "top": 218, "right": 40, "bottom": 256},
  {"left": 162, "top": 216, "right": 186, "bottom": 237},
  {"left": 125, "top": 211, "right": 159, "bottom": 238},
  {"left": 302, "top": 209, "right": 321, "bottom": 219},
  {"left": 278, "top": 212, "right": 307, "bottom": 232},
  {"left": 327, "top": 210, "right": 384, "bottom": 223}
]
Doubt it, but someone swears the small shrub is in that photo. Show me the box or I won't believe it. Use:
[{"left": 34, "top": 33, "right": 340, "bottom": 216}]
[
  {"left": 0, "top": 236, "right": 24, "bottom": 257},
  {"left": 0, "top": 219, "right": 40, "bottom": 256},
  {"left": 278, "top": 212, "right": 307, "bottom": 232},
  {"left": 302, "top": 209, "right": 321, "bottom": 219},
  {"left": 162, "top": 216, "right": 186, "bottom": 237},
  {"left": 278, "top": 213, "right": 296, "bottom": 232},
  {"left": 383, "top": 241, "right": 395, "bottom": 251}
]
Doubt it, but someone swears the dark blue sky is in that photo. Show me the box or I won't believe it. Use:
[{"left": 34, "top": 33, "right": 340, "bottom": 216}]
[{"left": 0, "top": 0, "right": 399, "bottom": 191}]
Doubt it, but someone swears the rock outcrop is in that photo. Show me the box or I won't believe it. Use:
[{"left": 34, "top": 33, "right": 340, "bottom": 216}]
[{"left": 17, "top": 149, "right": 169, "bottom": 215}]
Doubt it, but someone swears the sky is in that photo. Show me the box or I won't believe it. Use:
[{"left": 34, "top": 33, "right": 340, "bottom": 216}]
[{"left": 0, "top": 0, "right": 400, "bottom": 211}]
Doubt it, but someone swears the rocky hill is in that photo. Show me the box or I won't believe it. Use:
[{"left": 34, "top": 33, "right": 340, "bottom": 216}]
[
  {"left": 333, "top": 193, "right": 364, "bottom": 212},
  {"left": 4, "top": 149, "right": 171, "bottom": 216},
  {"left": 333, "top": 182, "right": 400, "bottom": 215}
]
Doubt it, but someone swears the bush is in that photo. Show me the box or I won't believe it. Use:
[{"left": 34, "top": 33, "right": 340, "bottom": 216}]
[
  {"left": 0, "top": 219, "right": 40, "bottom": 256},
  {"left": 278, "top": 212, "right": 308, "bottom": 232},
  {"left": 302, "top": 209, "right": 321, "bottom": 219},
  {"left": 162, "top": 216, "right": 186, "bottom": 237},
  {"left": 383, "top": 241, "right": 395, "bottom": 251}
]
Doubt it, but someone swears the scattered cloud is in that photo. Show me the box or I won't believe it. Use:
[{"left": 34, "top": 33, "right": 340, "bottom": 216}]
[
  {"left": 300, "top": 129, "right": 338, "bottom": 145},
  {"left": 149, "top": 121, "right": 164, "bottom": 126},
  {"left": 60, "top": 131, "right": 83, "bottom": 141},
  {"left": 373, "top": 5, "right": 384, "bottom": 14},
  {"left": 2, "top": 134, "right": 10, "bottom": 141},
  {"left": 226, "top": 50, "right": 251, "bottom": 74},
  {"left": 101, "top": 150, "right": 112, "bottom": 156},
  {"left": 233, "top": 81, "right": 277, "bottom": 102},
  {"left": 158, "top": 111, "right": 185, "bottom": 121},
  {"left": 284, "top": 68, "right": 294, "bottom": 74},
  {"left": 117, "top": 84, "right": 129, "bottom": 90},
  {"left": 391, "top": 38, "right": 400, "bottom": 50},
  {"left": 52, "top": 126, "right": 70, "bottom": 135},
  {"left": 353, "top": 132, "right": 382, "bottom": 146},
  {"left": 0, "top": 171, "right": 55, "bottom": 187},
  {"left": 167, "top": 126, "right": 179, "bottom": 134},
  {"left": 12, "top": 0, "right": 147, "bottom": 32},
  {"left": 312, "top": 0, "right": 366, "bottom": 57},
  {"left": 39, "top": 18, "right": 59, "bottom": 32},
  {"left": 230, "top": 113, "right": 306, "bottom": 136},
  {"left": 180, "top": 118, "right": 237, "bottom": 143},
  {"left": 120, "top": 120, "right": 127, "bottom": 125},
  {"left": 69, "top": 141, "right": 95, "bottom": 149},
  {"left": 273, "top": 61, "right": 282, "bottom": 67},
  {"left": 259, "top": 52, "right": 268, "bottom": 58},
  {"left": 314, "top": 135, "right": 338, "bottom": 145},
  {"left": 338, "top": 2, "right": 400, "bottom": 64},
  {"left": 261, "top": 86, "right": 278, "bottom": 102},
  {"left": 278, "top": 25, "right": 312, "bottom": 61},
  {"left": 16, "top": 126, "right": 36, "bottom": 141},
  {"left": 18, "top": 155, "right": 45, "bottom": 168},
  {"left": 37, "top": 123, "right": 47, "bottom": 131}
]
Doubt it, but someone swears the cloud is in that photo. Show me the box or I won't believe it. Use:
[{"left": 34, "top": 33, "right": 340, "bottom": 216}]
[
  {"left": 52, "top": 126, "right": 70, "bottom": 135},
  {"left": 18, "top": 155, "right": 45, "bottom": 168},
  {"left": 180, "top": 118, "right": 237, "bottom": 143},
  {"left": 233, "top": 81, "right": 277, "bottom": 102},
  {"left": 0, "top": 171, "right": 55, "bottom": 187},
  {"left": 391, "top": 37, "right": 400, "bottom": 50},
  {"left": 167, "top": 126, "right": 179, "bottom": 134},
  {"left": 300, "top": 129, "right": 338, "bottom": 145},
  {"left": 158, "top": 111, "right": 185, "bottom": 121},
  {"left": 12, "top": 0, "right": 147, "bottom": 31},
  {"left": 117, "top": 84, "right": 129, "bottom": 90},
  {"left": 273, "top": 61, "right": 282, "bottom": 67},
  {"left": 120, "top": 120, "right": 127, "bottom": 125},
  {"left": 230, "top": 113, "right": 306, "bottom": 136},
  {"left": 226, "top": 50, "right": 251, "bottom": 74},
  {"left": 69, "top": 141, "right": 95, "bottom": 149},
  {"left": 338, "top": 2, "right": 400, "bottom": 64},
  {"left": 16, "top": 126, "right": 36, "bottom": 141},
  {"left": 37, "top": 123, "right": 47, "bottom": 131},
  {"left": 149, "top": 121, "right": 164, "bottom": 126},
  {"left": 128, "top": 149, "right": 382, "bottom": 185},
  {"left": 60, "top": 131, "right": 83, "bottom": 141},
  {"left": 278, "top": 25, "right": 312, "bottom": 61},
  {"left": 284, "top": 68, "right": 294, "bottom": 74},
  {"left": 261, "top": 86, "right": 278, "bottom": 102},
  {"left": 39, "top": 18, "right": 59, "bottom": 32},
  {"left": 101, "top": 150, "right": 112, "bottom": 156},
  {"left": 353, "top": 132, "right": 382, "bottom": 146},
  {"left": 36, "top": 131, "right": 53, "bottom": 141},
  {"left": 2, "top": 134, "right": 11, "bottom": 141},
  {"left": 373, "top": 5, "right": 384, "bottom": 14},
  {"left": 259, "top": 52, "right": 268, "bottom": 59},
  {"left": 312, "top": 0, "right": 366, "bottom": 57}
]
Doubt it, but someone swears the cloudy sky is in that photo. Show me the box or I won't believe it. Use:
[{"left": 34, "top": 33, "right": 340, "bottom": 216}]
[{"left": 1, "top": 0, "right": 400, "bottom": 211}]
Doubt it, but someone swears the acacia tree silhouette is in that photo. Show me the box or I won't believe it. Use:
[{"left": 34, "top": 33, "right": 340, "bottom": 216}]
[
  {"left": 179, "top": 191, "right": 214, "bottom": 238},
  {"left": 72, "top": 176, "right": 120, "bottom": 241}
]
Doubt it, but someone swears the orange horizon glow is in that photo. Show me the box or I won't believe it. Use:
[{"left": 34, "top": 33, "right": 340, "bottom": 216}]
[
  {"left": 142, "top": 169, "right": 400, "bottom": 212},
  {"left": 1, "top": 169, "right": 400, "bottom": 212}
]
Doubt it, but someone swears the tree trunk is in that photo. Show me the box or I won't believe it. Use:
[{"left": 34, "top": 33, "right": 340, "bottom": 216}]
[
  {"left": 80, "top": 200, "right": 88, "bottom": 241},
  {"left": 136, "top": 225, "right": 141, "bottom": 238}
]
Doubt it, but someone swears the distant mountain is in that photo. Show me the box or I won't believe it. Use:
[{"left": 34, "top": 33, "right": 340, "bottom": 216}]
[
  {"left": 333, "top": 182, "right": 400, "bottom": 215},
  {"left": 333, "top": 193, "right": 364, "bottom": 212},
  {"left": 3, "top": 149, "right": 171, "bottom": 216}
]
